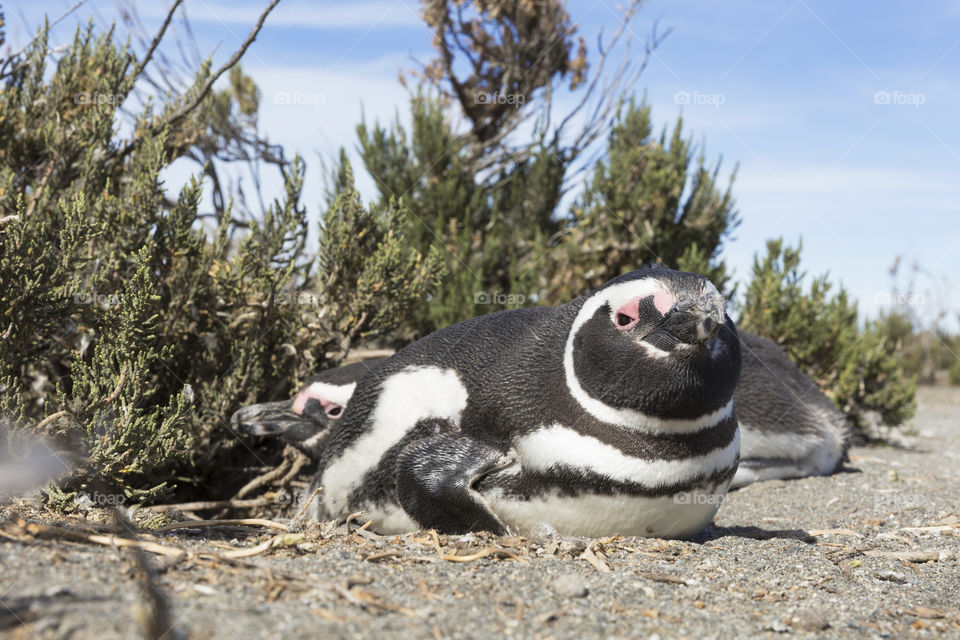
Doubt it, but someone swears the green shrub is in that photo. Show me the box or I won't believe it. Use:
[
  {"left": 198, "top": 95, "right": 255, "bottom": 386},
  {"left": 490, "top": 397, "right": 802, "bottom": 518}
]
[
  {"left": 739, "top": 239, "right": 917, "bottom": 428},
  {"left": 548, "top": 98, "right": 738, "bottom": 302},
  {"left": 0, "top": 15, "right": 443, "bottom": 502}
]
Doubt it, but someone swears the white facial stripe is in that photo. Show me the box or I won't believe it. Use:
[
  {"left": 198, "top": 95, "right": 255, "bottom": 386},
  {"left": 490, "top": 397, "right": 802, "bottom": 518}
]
[
  {"left": 292, "top": 381, "right": 356, "bottom": 414},
  {"left": 563, "top": 278, "right": 732, "bottom": 433},
  {"left": 639, "top": 342, "right": 671, "bottom": 359},
  {"left": 301, "top": 431, "right": 325, "bottom": 450},
  {"left": 321, "top": 366, "right": 468, "bottom": 516},
  {"left": 486, "top": 488, "right": 726, "bottom": 538},
  {"left": 516, "top": 424, "right": 739, "bottom": 488}
]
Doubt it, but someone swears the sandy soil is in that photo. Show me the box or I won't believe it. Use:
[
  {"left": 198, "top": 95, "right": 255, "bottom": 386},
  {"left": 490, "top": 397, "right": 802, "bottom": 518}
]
[{"left": 1, "top": 386, "right": 958, "bottom": 639}]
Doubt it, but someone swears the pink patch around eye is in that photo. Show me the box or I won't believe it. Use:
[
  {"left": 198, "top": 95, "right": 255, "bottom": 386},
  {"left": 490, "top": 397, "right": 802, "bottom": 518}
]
[
  {"left": 614, "top": 298, "right": 641, "bottom": 331},
  {"left": 613, "top": 291, "right": 676, "bottom": 331},
  {"left": 291, "top": 389, "right": 311, "bottom": 415},
  {"left": 651, "top": 290, "right": 676, "bottom": 316},
  {"left": 293, "top": 383, "right": 344, "bottom": 420}
]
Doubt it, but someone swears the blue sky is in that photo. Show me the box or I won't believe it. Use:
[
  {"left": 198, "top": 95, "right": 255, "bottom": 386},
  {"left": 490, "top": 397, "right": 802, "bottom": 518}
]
[{"left": 7, "top": 0, "right": 960, "bottom": 328}]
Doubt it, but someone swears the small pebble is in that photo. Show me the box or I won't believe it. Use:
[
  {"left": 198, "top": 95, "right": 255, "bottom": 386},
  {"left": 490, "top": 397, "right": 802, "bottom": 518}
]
[
  {"left": 875, "top": 570, "right": 907, "bottom": 584},
  {"left": 792, "top": 610, "right": 830, "bottom": 632},
  {"left": 765, "top": 619, "right": 790, "bottom": 633},
  {"left": 551, "top": 573, "right": 588, "bottom": 598}
]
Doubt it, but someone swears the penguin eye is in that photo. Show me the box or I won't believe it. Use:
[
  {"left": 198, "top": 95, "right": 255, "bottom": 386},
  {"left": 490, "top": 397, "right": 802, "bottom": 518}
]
[
  {"left": 616, "top": 313, "right": 634, "bottom": 328},
  {"left": 326, "top": 405, "right": 343, "bottom": 418}
]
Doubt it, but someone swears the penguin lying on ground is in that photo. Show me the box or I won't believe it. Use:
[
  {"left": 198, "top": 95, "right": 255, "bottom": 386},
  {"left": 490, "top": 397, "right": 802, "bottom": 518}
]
[
  {"left": 232, "top": 320, "right": 850, "bottom": 494},
  {"left": 731, "top": 331, "right": 849, "bottom": 487},
  {"left": 242, "top": 267, "right": 743, "bottom": 537}
]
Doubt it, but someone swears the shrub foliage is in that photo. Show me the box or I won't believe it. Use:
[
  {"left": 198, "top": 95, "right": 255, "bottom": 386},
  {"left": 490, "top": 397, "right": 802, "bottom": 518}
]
[{"left": 0, "top": 14, "right": 442, "bottom": 502}]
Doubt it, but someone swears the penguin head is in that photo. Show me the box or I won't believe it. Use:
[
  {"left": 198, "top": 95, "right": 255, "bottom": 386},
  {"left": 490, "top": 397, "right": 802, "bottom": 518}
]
[
  {"left": 564, "top": 267, "right": 741, "bottom": 423},
  {"left": 229, "top": 360, "right": 381, "bottom": 459},
  {"left": 229, "top": 391, "right": 345, "bottom": 460}
]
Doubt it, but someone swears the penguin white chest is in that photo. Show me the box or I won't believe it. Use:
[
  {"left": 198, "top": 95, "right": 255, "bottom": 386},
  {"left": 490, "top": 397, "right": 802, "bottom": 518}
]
[
  {"left": 319, "top": 366, "right": 469, "bottom": 518},
  {"left": 487, "top": 489, "right": 727, "bottom": 538},
  {"left": 484, "top": 424, "right": 739, "bottom": 538}
]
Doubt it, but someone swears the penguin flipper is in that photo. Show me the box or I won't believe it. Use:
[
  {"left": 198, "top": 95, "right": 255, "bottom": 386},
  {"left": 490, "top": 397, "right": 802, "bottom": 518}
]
[{"left": 396, "top": 434, "right": 511, "bottom": 535}]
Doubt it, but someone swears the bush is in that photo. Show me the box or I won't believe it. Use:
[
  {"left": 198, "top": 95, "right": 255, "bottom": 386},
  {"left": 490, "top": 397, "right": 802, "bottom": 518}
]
[
  {"left": 547, "top": 98, "right": 738, "bottom": 303},
  {"left": 739, "top": 239, "right": 917, "bottom": 428},
  {"left": 0, "top": 15, "right": 443, "bottom": 503}
]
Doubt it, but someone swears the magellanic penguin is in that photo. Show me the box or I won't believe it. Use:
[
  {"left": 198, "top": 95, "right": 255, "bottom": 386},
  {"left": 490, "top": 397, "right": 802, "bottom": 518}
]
[
  {"left": 730, "top": 331, "right": 850, "bottom": 488},
  {"left": 307, "top": 268, "right": 742, "bottom": 538}
]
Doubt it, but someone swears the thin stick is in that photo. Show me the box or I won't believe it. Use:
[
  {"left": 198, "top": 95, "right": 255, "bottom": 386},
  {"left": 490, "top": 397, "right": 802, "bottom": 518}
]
[
  {"left": 16, "top": 519, "right": 186, "bottom": 560},
  {"left": 142, "top": 497, "right": 273, "bottom": 513},
  {"left": 234, "top": 455, "right": 292, "bottom": 499},
  {"left": 636, "top": 571, "right": 687, "bottom": 585},
  {"left": 150, "top": 518, "right": 289, "bottom": 533},
  {"left": 901, "top": 525, "right": 959, "bottom": 535},
  {"left": 439, "top": 547, "right": 521, "bottom": 563},
  {"left": 213, "top": 533, "right": 305, "bottom": 560},
  {"left": 810, "top": 529, "right": 861, "bottom": 537},
  {"left": 132, "top": 0, "right": 185, "bottom": 79},
  {"left": 293, "top": 486, "right": 321, "bottom": 521},
  {"left": 863, "top": 550, "right": 941, "bottom": 562},
  {"left": 33, "top": 410, "right": 69, "bottom": 433},
  {"left": 117, "top": 0, "right": 282, "bottom": 158}
]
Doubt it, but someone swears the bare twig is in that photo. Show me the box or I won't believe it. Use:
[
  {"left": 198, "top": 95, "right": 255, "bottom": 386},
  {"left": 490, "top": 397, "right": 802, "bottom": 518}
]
[
  {"left": 900, "top": 525, "right": 960, "bottom": 535},
  {"left": 212, "top": 532, "right": 305, "bottom": 560},
  {"left": 863, "top": 550, "right": 942, "bottom": 562},
  {"left": 117, "top": 0, "right": 282, "bottom": 159},
  {"left": 364, "top": 550, "right": 403, "bottom": 562},
  {"left": 143, "top": 497, "right": 273, "bottom": 513},
  {"left": 132, "top": 0, "right": 185, "bottom": 79},
  {"left": 33, "top": 410, "right": 70, "bottom": 433},
  {"left": 150, "top": 518, "right": 289, "bottom": 533},
  {"left": 293, "top": 486, "right": 322, "bottom": 521},
  {"left": 13, "top": 518, "right": 187, "bottom": 560},
  {"left": 24, "top": 160, "right": 56, "bottom": 218},
  {"left": 0, "top": 1, "right": 90, "bottom": 78},
  {"left": 439, "top": 546, "right": 521, "bottom": 563},
  {"left": 810, "top": 529, "right": 862, "bottom": 537},
  {"left": 636, "top": 571, "right": 688, "bottom": 585},
  {"left": 234, "top": 454, "right": 293, "bottom": 499}
]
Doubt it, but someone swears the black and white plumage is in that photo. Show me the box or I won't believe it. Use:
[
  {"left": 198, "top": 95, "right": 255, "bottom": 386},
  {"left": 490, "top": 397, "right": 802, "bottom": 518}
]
[
  {"left": 306, "top": 268, "right": 742, "bottom": 537},
  {"left": 730, "top": 331, "right": 850, "bottom": 487}
]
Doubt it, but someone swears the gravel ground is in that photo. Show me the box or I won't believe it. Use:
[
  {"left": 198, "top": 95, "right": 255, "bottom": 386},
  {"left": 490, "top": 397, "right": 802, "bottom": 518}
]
[{"left": 1, "top": 386, "right": 959, "bottom": 640}]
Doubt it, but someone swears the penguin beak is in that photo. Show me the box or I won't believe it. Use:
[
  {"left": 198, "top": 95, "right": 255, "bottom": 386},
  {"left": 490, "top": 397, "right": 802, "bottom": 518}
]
[
  {"left": 661, "top": 287, "right": 726, "bottom": 344},
  {"left": 230, "top": 400, "right": 310, "bottom": 437}
]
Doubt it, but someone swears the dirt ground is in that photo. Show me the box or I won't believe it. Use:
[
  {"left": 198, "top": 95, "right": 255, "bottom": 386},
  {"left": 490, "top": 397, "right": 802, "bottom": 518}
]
[{"left": 1, "top": 386, "right": 958, "bottom": 640}]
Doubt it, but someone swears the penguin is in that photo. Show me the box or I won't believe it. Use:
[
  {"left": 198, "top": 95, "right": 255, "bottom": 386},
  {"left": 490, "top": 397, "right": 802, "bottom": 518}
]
[
  {"left": 306, "top": 267, "right": 742, "bottom": 537},
  {"left": 729, "top": 331, "right": 850, "bottom": 488},
  {"left": 230, "top": 360, "right": 380, "bottom": 459},
  {"left": 232, "top": 337, "right": 850, "bottom": 491}
]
